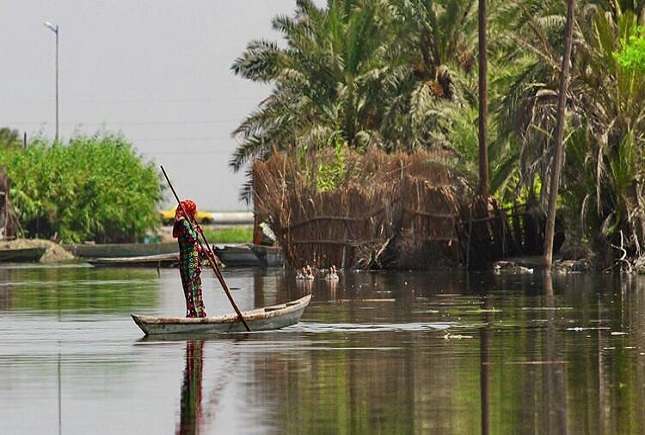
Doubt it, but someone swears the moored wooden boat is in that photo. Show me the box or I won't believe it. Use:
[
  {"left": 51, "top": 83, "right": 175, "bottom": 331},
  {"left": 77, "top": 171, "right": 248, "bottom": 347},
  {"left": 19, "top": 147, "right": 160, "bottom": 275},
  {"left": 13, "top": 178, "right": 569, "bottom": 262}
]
[
  {"left": 249, "top": 244, "right": 284, "bottom": 267},
  {"left": 214, "top": 243, "right": 284, "bottom": 268},
  {"left": 131, "top": 294, "right": 311, "bottom": 336},
  {"left": 213, "top": 244, "right": 259, "bottom": 267},
  {"left": 87, "top": 253, "right": 179, "bottom": 268},
  {"left": 62, "top": 242, "right": 177, "bottom": 259},
  {"left": 0, "top": 247, "right": 46, "bottom": 263}
]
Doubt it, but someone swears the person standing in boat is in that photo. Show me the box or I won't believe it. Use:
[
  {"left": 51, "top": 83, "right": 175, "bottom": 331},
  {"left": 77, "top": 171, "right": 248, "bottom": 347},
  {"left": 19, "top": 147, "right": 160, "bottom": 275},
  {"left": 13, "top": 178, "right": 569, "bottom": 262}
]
[{"left": 173, "top": 199, "right": 207, "bottom": 318}]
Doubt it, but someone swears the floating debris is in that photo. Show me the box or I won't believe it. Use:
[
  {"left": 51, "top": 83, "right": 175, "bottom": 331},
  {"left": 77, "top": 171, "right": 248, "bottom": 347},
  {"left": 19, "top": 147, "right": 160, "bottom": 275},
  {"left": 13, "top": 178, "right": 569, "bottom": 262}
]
[
  {"left": 443, "top": 332, "right": 474, "bottom": 339},
  {"left": 567, "top": 326, "right": 611, "bottom": 331}
]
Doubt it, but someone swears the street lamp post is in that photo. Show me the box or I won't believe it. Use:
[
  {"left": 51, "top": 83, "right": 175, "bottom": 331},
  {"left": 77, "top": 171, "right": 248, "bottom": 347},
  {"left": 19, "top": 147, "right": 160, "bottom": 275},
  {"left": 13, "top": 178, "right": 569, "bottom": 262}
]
[{"left": 44, "top": 21, "right": 59, "bottom": 143}]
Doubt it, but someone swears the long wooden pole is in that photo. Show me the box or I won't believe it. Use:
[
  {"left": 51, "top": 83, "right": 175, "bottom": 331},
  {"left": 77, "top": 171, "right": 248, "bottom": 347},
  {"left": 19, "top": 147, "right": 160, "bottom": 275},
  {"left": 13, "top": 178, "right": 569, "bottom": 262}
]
[{"left": 161, "top": 165, "right": 251, "bottom": 332}]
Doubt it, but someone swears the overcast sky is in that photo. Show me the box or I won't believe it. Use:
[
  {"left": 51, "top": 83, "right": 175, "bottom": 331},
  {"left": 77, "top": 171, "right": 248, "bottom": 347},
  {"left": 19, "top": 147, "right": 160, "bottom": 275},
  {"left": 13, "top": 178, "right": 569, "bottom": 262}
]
[{"left": 1, "top": 0, "right": 302, "bottom": 211}]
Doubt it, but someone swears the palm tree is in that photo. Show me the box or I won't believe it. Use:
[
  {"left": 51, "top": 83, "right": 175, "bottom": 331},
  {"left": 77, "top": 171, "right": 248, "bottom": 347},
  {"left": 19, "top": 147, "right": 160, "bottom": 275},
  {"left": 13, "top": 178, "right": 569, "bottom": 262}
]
[
  {"left": 493, "top": 1, "right": 645, "bottom": 264},
  {"left": 565, "top": 7, "right": 645, "bottom": 262},
  {"left": 491, "top": 0, "right": 574, "bottom": 203},
  {"left": 230, "top": 0, "right": 391, "bottom": 174},
  {"left": 379, "top": 0, "right": 479, "bottom": 154},
  {"left": 229, "top": 0, "right": 481, "bottom": 203}
]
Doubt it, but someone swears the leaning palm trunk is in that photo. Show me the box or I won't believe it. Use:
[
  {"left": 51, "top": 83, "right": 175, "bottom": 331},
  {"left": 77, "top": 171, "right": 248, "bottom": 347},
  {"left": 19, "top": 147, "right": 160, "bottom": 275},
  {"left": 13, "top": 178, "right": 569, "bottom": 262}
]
[{"left": 544, "top": 0, "right": 574, "bottom": 270}]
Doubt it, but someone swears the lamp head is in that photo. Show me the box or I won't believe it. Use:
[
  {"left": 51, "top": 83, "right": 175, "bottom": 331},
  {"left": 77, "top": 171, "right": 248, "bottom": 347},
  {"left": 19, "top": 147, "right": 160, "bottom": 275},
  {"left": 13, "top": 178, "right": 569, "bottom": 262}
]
[{"left": 44, "top": 21, "right": 58, "bottom": 33}]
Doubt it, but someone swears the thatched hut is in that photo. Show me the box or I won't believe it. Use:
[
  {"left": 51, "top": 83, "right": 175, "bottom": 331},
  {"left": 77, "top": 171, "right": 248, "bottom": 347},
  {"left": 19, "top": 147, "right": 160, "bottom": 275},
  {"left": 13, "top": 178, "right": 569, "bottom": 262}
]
[{"left": 252, "top": 148, "right": 476, "bottom": 270}]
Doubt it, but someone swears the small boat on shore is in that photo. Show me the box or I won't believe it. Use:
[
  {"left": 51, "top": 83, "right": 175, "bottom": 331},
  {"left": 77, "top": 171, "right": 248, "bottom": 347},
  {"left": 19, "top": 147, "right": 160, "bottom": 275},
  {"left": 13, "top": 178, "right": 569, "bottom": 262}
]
[
  {"left": 214, "top": 243, "right": 284, "bottom": 268},
  {"left": 131, "top": 294, "right": 311, "bottom": 336},
  {"left": 62, "top": 242, "right": 177, "bottom": 259},
  {"left": 87, "top": 253, "right": 179, "bottom": 268},
  {"left": 0, "top": 247, "right": 46, "bottom": 263}
]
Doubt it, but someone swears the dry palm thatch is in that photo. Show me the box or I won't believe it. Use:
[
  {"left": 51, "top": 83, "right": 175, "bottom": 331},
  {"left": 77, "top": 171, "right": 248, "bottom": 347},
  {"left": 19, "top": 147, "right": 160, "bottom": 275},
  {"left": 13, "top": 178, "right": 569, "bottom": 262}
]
[{"left": 252, "top": 148, "right": 474, "bottom": 270}]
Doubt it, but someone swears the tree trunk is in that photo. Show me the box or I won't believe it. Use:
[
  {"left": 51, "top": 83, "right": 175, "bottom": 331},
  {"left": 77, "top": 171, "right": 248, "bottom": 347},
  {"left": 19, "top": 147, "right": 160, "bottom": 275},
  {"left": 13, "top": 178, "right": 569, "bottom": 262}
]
[
  {"left": 544, "top": 0, "right": 575, "bottom": 270},
  {"left": 478, "top": 0, "right": 489, "bottom": 196}
]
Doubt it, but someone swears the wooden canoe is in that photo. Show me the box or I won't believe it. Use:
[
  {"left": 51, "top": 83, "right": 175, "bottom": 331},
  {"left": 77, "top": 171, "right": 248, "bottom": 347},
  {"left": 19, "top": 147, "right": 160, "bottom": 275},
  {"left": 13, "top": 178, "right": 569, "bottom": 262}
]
[
  {"left": 131, "top": 294, "right": 311, "bottom": 336},
  {"left": 0, "top": 247, "right": 46, "bottom": 262},
  {"left": 87, "top": 253, "right": 179, "bottom": 268},
  {"left": 62, "top": 242, "right": 177, "bottom": 259},
  {"left": 213, "top": 243, "right": 284, "bottom": 268}
]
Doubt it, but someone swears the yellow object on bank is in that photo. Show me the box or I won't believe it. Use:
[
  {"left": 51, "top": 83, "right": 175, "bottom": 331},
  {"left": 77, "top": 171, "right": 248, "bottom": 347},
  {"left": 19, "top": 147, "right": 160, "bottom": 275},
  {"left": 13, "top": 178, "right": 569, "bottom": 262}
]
[{"left": 159, "top": 206, "right": 215, "bottom": 225}]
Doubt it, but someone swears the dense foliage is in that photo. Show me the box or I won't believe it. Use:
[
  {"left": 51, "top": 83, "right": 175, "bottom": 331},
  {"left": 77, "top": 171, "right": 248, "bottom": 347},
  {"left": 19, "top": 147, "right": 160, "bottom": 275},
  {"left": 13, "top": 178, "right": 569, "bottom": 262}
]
[
  {"left": 0, "top": 127, "right": 23, "bottom": 149},
  {"left": 231, "top": 0, "right": 645, "bottom": 265},
  {"left": 230, "top": 0, "right": 478, "bottom": 193},
  {"left": 615, "top": 24, "right": 645, "bottom": 71},
  {"left": 495, "top": 2, "right": 645, "bottom": 263},
  {"left": 0, "top": 133, "right": 163, "bottom": 243}
]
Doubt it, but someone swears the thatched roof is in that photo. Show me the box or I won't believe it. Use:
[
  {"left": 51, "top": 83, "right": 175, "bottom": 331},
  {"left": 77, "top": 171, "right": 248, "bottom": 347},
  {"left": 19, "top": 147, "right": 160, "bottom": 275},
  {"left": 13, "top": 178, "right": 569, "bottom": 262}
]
[{"left": 252, "top": 148, "right": 474, "bottom": 270}]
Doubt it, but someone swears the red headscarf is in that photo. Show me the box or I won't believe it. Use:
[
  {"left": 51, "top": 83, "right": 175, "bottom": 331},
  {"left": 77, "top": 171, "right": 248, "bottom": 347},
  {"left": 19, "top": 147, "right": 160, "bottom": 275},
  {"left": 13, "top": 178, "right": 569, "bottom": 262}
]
[
  {"left": 172, "top": 199, "right": 197, "bottom": 238},
  {"left": 175, "top": 200, "right": 197, "bottom": 220}
]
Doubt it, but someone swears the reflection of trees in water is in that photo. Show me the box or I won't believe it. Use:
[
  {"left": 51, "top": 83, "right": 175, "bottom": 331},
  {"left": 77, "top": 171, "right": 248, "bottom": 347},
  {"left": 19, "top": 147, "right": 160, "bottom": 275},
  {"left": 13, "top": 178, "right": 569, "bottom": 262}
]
[
  {"left": 3, "top": 267, "right": 159, "bottom": 312},
  {"left": 551, "top": 273, "right": 645, "bottom": 434},
  {"left": 174, "top": 272, "right": 645, "bottom": 433},
  {"left": 0, "top": 268, "right": 12, "bottom": 310},
  {"left": 480, "top": 294, "right": 491, "bottom": 435},
  {"left": 244, "top": 331, "right": 451, "bottom": 432},
  {"left": 486, "top": 273, "right": 569, "bottom": 433},
  {"left": 541, "top": 275, "right": 568, "bottom": 433}
]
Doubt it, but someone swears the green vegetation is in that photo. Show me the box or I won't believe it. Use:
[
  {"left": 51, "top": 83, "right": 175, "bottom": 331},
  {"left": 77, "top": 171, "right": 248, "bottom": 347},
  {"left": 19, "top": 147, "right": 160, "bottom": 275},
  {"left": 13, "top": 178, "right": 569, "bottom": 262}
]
[
  {"left": 0, "top": 132, "right": 162, "bottom": 243},
  {"left": 0, "top": 127, "right": 23, "bottom": 148},
  {"left": 616, "top": 25, "right": 645, "bottom": 71},
  {"left": 231, "top": 0, "right": 645, "bottom": 265},
  {"left": 202, "top": 226, "right": 253, "bottom": 244},
  {"left": 2, "top": 1, "right": 644, "bottom": 265}
]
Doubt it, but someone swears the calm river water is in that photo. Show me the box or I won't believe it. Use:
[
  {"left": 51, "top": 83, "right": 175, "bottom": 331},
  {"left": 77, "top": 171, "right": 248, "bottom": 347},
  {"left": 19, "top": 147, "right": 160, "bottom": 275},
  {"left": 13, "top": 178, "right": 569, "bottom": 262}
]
[{"left": 1, "top": 263, "right": 644, "bottom": 434}]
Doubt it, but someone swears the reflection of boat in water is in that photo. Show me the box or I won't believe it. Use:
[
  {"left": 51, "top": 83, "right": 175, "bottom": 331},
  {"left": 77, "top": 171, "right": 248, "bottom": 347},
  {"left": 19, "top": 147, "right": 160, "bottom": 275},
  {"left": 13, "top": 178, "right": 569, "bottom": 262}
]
[{"left": 131, "top": 294, "right": 311, "bottom": 336}]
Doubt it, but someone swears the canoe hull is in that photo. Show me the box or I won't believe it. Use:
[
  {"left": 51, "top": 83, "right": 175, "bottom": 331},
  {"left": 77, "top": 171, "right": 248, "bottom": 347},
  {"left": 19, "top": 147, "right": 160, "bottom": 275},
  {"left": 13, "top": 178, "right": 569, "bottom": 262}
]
[
  {"left": 0, "top": 247, "right": 46, "bottom": 263},
  {"left": 63, "top": 242, "right": 177, "bottom": 259},
  {"left": 132, "top": 294, "right": 310, "bottom": 336},
  {"left": 214, "top": 243, "right": 284, "bottom": 268},
  {"left": 88, "top": 253, "right": 179, "bottom": 268}
]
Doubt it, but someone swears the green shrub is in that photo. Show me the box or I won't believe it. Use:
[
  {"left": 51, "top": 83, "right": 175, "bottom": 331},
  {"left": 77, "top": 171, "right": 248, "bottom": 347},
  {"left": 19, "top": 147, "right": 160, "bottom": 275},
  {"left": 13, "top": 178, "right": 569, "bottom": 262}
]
[
  {"left": 0, "top": 132, "right": 162, "bottom": 243},
  {"left": 202, "top": 226, "right": 253, "bottom": 244}
]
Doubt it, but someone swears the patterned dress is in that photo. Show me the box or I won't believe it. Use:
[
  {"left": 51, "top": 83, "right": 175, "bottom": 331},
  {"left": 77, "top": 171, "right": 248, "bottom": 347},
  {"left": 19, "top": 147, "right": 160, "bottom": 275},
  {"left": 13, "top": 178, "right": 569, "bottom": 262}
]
[{"left": 175, "top": 217, "right": 207, "bottom": 318}]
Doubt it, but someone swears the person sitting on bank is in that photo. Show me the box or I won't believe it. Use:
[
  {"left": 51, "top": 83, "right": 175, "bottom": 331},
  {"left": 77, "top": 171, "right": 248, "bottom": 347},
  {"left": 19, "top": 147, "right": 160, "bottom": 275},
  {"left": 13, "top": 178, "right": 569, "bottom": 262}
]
[{"left": 173, "top": 199, "right": 207, "bottom": 318}]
